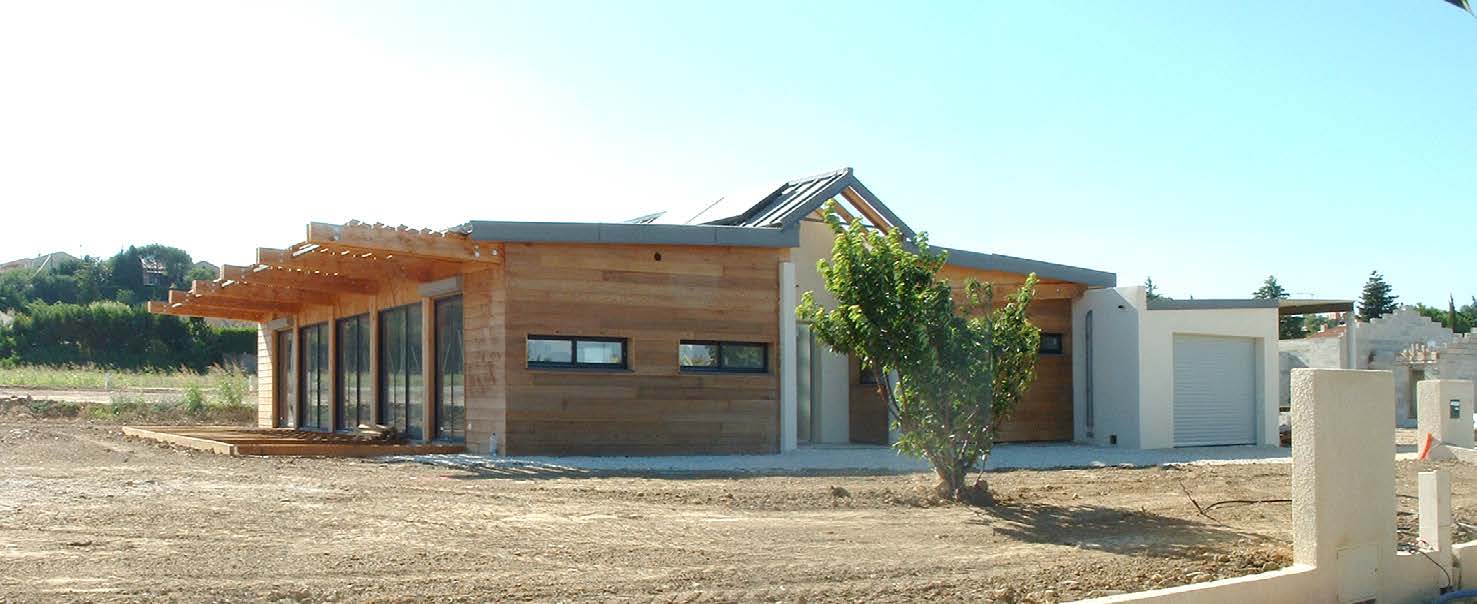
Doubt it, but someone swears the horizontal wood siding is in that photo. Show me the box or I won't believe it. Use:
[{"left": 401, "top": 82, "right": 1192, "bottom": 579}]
[
  {"left": 503, "top": 243, "right": 784, "bottom": 455},
  {"left": 936, "top": 265, "right": 1076, "bottom": 442}
]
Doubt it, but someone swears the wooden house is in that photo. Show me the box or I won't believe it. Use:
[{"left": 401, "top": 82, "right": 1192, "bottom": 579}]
[{"left": 150, "top": 168, "right": 1115, "bottom": 455}]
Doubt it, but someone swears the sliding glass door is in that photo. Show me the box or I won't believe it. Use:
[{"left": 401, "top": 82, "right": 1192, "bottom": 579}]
[
  {"left": 335, "top": 314, "right": 371, "bottom": 431},
  {"left": 299, "top": 323, "right": 329, "bottom": 431},
  {"left": 434, "top": 296, "right": 465, "bottom": 442},
  {"left": 379, "top": 303, "right": 424, "bottom": 440}
]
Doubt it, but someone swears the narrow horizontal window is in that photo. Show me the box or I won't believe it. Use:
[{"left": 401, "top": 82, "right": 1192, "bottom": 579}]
[
  {"left": 680, "top": 340, "right": 767, "bottom": 373},
  {"left": 1039, "top": 333, "right": 1064, "bottom": 355},
  {"left": 527, "top": 335, "right": 627, "bottom": 369}
]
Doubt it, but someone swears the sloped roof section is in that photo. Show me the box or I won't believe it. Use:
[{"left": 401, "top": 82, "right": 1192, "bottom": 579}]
[{"left": 634, "top": 168, "right": 916, "bottom": 239}]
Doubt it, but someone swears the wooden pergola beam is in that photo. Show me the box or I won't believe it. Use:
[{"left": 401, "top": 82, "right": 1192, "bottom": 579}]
[
  {"left": 170, "top": 290, "right": 303, "bottom": 314},
  {"left": 261, "top": 245, "right": 461, "bottom": 283},
  {"left": 306, "top": 222, "right": 501, "bottom": 264},
  {"left": 191, "top": 280, "right": 337, "bottom": 306},
  {"left": 222, "top": 264, "right": 380, "bottom": 295},
  {"left": 148, "top": 301, "right": 266, "bottom": 323}
]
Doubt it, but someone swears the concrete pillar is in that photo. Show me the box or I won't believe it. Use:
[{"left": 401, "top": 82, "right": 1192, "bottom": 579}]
[
  {"left": 778, "top": 261, "right": 797, "bottom": 452},
  {"left": 1417, "top": 380, "right": 1475, "bottom": 458},
  {"left": 1346, "top": 319, "right": 1358, "bottom": 369},
  {"left": 1290, "top": 368, "right": 1394, "bottom": 603},
  {"left": 1419, "top": 470, "right": 1453, "bottom": 573}
]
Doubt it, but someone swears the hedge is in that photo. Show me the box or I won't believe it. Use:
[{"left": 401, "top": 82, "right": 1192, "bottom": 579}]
[{"left": 0, "top": 301, "right": 255, "bottom": 372}]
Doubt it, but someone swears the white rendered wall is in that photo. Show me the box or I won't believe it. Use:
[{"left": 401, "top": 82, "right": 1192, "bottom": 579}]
[
  {"left": 790, "top": 219, "right": 852, "bottom": 444},
  {"left": 1072, "top": 286, "right": 1143, "bottom": 447},
  {"left": 778, "top": 261, "right": 797, "bottom": 452},
  {"left": 1137, "top": 306, "right": 1280, "bottom": 449},
  {"left": 1417, "top": 379, "right": 1476, "bottom": 457}
]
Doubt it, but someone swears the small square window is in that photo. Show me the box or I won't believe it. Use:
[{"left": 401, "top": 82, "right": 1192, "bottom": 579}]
[
  {"left": 527, "top": 338, "right": 573, "bottom": 364},
  {"left": 678, "top": 343, "right": 719, "bottom": 368},
  {"left": 1039, "top": 333, "right": 1064, "bottom": 355},
  {"left": 577, "top": 340, "right": 624, "bottom": 365}
]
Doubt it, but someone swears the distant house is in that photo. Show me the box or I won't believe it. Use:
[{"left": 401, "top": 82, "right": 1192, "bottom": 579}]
[
  {"left": 150, "top": 168, "right": 1297, "bottom": 455},
  {"left": 1281, "top": 307, "right": 1477, "bottom": 427},
  {"left": 0, "top": 251, "right": 78, "bottom": 274}
]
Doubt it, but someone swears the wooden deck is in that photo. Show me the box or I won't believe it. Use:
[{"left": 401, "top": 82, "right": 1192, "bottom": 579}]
[{"left": 122, "top": 426, "right": 466, "bottom": 457}]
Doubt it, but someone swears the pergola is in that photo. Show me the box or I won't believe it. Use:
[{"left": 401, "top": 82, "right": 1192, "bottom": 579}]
[{"left": 147, "top": 221, "right": 503, "bottom": 322}]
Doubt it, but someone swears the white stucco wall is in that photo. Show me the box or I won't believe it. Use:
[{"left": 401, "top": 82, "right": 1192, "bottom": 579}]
[
  {"left": 790, "top": 219, "right": 852, "bottom": 444},
  {"left": 1074, "top": 286, "right": 1280, "bottom": 449},
  {"left": 1072, "top": 287, "right": 1142, "bottom": 447},
  {"left": 1137, "top": 306, "right": 1280, "bottom": 449}
]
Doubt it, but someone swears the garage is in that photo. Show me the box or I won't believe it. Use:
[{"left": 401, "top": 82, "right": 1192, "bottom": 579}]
[{"left": 1172, "top": 334, "right": 1257, "bottom": 446}]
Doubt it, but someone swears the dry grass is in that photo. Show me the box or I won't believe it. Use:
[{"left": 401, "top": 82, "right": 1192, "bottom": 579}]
[{"left": 0, "top": 364, "right": 251, "bottom": 392}]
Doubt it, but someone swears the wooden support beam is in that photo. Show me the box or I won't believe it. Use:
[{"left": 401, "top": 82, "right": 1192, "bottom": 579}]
[
  {"left": 180, "top": 292, "right": 303, "bottom": 314},
  {"left": 223, "top": 264, "right": 380, "bottom": 295},
  {"left": 149, "top": 300, "right": 266, "bottom": 323},
  {"left": 840, "top": 186, "right": 894, "bottom": 232},
  {"left": 306, "top": 222, "right": 501, "bottom": 264},
  {"left": 192, "top": 280, "right": 337, "bottom": 306},
  {"left": 266, "top": 246, "right": 460, "bottom": 283}
]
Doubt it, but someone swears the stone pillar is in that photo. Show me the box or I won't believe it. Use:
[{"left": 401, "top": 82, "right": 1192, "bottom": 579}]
[
  {"left": 778, "top": 261, "right": 797, "bottom": 452},
  {"left": 1290, "top": 368, "right": 1394, "bottom": 603},
  {"left": 1417, "top": 379, "right": 1475, "bottom": 458}
]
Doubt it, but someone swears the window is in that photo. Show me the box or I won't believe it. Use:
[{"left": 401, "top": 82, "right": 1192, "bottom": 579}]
[
  {"left": 380, "top": 303, "right": 424, "bottom": 440},
  {"left": 858, "top": 358, "right": 878, "bottom": 385},
  {"left": 274, "top": 330, "right": 296, "bottom": 428},
  {"left": 299, "top": 323, "right": 329, "bottom": 431},
  {"left": 1039, "top": 332, "right": 1064, "bottom": 355},
  {"left": 679, "top": 341, "right": 767, "bottom": 373},
  {"left": 336, "top": 314, "right": 371, "bottom": 431},
  {"left": 527, "top": 335, "right": 627, "bottom": 369},
  {"left": 434, "top": 296, "right": 465, "bottom": 442}
]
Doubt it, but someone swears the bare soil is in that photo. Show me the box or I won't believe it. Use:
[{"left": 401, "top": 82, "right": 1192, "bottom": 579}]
[{"left": 0, "top": 419, "right": 1471, "bottom": 603}]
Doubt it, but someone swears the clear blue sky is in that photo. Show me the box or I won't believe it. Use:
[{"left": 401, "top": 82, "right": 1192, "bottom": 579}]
[{"left": 1, "top": 1, "right": 1473, "bottom": 306}]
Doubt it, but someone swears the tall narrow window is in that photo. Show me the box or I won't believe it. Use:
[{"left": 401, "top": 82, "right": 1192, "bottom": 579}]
[
  {"left": 299, "top": 323, "right": 329, "bottom": 431},
  {"left": 435, "top": 296, "right": 465, "bottom": 442},
  {"left": 335, "top": 314, "right": 371, "bottom": 431},
  {"left": 379, "top": 303, "right": 424, "bottom": 440},
  {"left": 275, "top": 330, "right": 296, "bottom": 428}
]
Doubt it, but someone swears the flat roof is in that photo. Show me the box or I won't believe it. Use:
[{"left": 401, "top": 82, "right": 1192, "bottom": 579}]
[
  {"left": 1146, "top": 298, "right": 1281, "bottom": 311},
  {"left": 1278, "top": 299, "right": 1355, "bottom": 316},
  {"left": 1144, "top": 298, "right": 1355, "bottom": 315}
]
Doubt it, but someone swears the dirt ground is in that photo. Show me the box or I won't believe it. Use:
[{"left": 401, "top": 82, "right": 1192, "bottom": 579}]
[{"left": 0, "top": 419, "right": 1471, "bottom": 603}]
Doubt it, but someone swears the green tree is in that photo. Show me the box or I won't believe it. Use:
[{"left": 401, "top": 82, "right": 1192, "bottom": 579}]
[
  {"left": 1252, "top": 275, "right": 1304, "bottom": 339},
  {"left": 1145, "top": 276, "right": 1164, "bottom": 301},
  {"left": 0, "top": 271, "right": 33, "bottom": 311},
  {"left": 1415, "top": 297, "right": 1474, "bottom": 334},
  {"left": 796, "top": 202, "right": 1040, "bottom": 500},
  {"left": 1357, "top": 271, "right": 1399, "bottom": 322}
]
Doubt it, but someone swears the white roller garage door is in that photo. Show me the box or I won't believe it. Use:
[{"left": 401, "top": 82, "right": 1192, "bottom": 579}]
[{"left": 1173, "top": 334, "right": 1256, "bottom": 447}]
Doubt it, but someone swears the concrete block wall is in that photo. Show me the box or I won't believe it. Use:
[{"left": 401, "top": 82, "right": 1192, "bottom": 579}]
[{"left": 1277, "top": 337, "right": 1342, "bottom": 409}]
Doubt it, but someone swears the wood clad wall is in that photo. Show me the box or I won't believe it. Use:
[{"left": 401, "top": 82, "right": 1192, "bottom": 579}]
[
  {"left": 502, "top": 243, "right": 786, "bottom": 455},
  {"left": 462, "top": 268, "right": 506, "bottom": 454},
  {"left": 256, "top": 327, "right": 274, "bottom": 428},
  {"left": 845, "top": 264, "right": 1078, "bottom": 443},
  {"left": 261, "top": 269, "right": 506, "bottom": 449}
]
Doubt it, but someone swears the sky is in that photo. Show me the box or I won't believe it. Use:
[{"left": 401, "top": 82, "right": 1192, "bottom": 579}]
[{"left": 1, "top": 1, "right": 1474, "bottom": 306}]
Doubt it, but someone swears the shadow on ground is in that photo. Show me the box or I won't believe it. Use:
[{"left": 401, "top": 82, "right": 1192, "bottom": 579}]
[{"left": 970, "top": 499, "right": 1272, "bottom": 559}]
